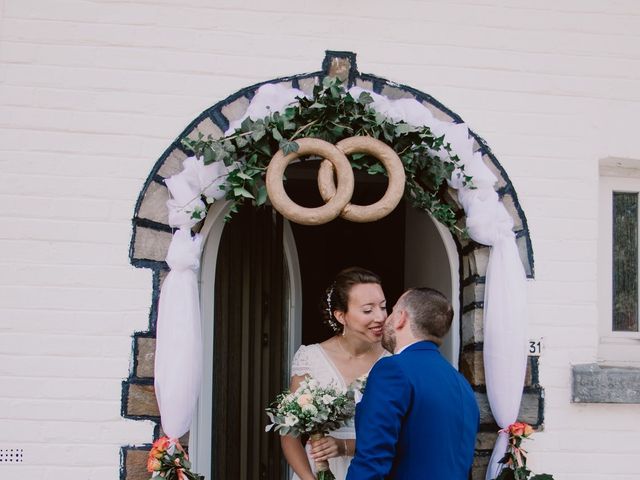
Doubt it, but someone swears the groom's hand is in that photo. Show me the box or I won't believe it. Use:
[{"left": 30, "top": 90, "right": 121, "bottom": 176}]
[{"left": 310, "top": 436, "right": 341, "bottom": 461}]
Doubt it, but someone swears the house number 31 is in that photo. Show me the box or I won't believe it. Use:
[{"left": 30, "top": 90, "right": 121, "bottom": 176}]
[{"left": 528, "top": 339, "right": 542, "bottom": 356}]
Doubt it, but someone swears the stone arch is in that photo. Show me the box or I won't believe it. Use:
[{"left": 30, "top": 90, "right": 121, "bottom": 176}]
[{"left": 122, "top": 51, "right": 540, "bottom": 480}]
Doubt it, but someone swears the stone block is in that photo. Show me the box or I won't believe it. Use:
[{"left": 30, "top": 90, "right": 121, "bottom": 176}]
[
  {"left": 157, "top": 148, "right": 187, "bottom": 179},
  {"left": 475, "top": 431, "right": 498, "bottom": 451},
  {"left": 459, "top": 349, "right": 484, "bottom": 386},
  {"left": 126, "top": 383, "right": 159, "bottom": 417},
  {"left": 327, "top": 56, "right": 351, "bottom": 82},
  {"left": 501, "top": 193, "right": 523, "bottom": 232},
  {"left": 421, "top": 100, "right": 454, "bottom": 123},
  {"left": 468, "top": 247, "right": 490, "bottom": 277},
  {"left": 124, "top": 448, "right": 151, "bottom": 480},
  {"left": 482, "top": 153, "right": 508, "bottom": 190},
  {"left": 463, "top": 256, "right": 471, "bottom": 279},
  {"left": 355, "top": 78, "right": 374, "bottom": 91},
  {"left": 476, "top": 391, "right": 541, "bottom": 426},
  {"left": 136, "top": 337, "right": 155, "bottom": 378},
  {"left": 516, "top": 234, "right": 533, "bottom": 278},
  {"left": 572, "top": 363, "right": 640, "bottom": 404},
  {"left": 221, "top": 96, "right": 250, "bottom": 125},
  {"left": 298, "top": 77, "right": 319, "bottom": 97},
  {"left": 159, "top": 269, "right": 169, "bottom": 288},
  {"left": 461, "top": 308, "right": 484, "bottom": 346},
  {"left": 463, "top": 282, "right": 485, "bottom": 307},
  {"left": 460, "top": 350, "right": 534, "bottom": 387},
  {"left": 187, "top": 117, "right": 223, "bottom": 141},
  {"left": 471, "top": 451, "right": 490, "bottom": 480},
  {"left": 132, "top": 227, "right": 173, "bottom": 263},
  {"left": 381, "top": 85, "right": 415, "bottom": 100},
  {"left": 137, "top": 181, "right": 170, "bottom": 226}
]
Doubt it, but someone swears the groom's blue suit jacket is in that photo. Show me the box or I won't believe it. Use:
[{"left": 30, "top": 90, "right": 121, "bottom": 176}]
[{"left": 346, "top": 341, "right": 479, "bottom": 480}]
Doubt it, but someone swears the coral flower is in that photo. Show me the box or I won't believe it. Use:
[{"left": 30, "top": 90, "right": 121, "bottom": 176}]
[
  {"left": 509, "top": 422, "right": 526, "bottom": 436},
  {"left": 146, "top": 457, "right": 161, "bottom": 473}
]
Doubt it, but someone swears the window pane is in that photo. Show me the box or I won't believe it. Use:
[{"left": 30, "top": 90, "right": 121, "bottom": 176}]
[{"left": 612, "top": 192, "right": 639, "bottom": 332}]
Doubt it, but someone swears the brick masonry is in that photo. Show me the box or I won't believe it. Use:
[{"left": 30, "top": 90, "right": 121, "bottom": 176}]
[{"left": 3, "top": 2, "right": 640, "bottom": 480}]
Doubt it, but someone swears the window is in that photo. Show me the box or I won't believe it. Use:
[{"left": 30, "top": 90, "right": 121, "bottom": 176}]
[{"left": 598, "top": 159, "right": 640, "bottom": 365}]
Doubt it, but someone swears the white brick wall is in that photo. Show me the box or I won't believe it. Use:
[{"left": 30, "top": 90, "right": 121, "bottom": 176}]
[{"left": 1, "top": 1, "right": 639, "bottom": 479}]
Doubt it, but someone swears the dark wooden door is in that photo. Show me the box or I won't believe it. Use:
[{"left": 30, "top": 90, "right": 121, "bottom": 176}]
[{"left": 212, "top": 205, "right": 288, "bottom": 479}]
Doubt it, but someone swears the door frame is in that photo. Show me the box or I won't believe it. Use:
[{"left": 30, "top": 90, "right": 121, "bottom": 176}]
[{"left": 191, "top": 201, "right": 303, "bottom": 479}]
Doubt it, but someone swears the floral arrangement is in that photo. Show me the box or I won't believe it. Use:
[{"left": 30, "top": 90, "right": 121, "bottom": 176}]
[
  {"left": 146, "top": 436, "right": 203, "bottom": 480},
  {"left": 180, "top": 77, "right": 471, "bottom": 229},
  {"left": 493, "top": 422, "right": 554, "bottom": 480},
  {"left": 265, "top": 376, "right": 356, "bottom": 479}
]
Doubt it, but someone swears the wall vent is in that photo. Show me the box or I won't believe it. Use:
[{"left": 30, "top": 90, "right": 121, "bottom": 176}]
[{"left": 0, "top": 448, "right": 24, "bottom": 463}]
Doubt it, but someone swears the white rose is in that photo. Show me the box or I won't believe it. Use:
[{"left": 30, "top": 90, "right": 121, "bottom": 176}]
[
  {"left": 284, "top": 414, "right": 299, "bottom": 427},
  {"left": 321, "top": 394, "right": 335, "bottom": 405}
]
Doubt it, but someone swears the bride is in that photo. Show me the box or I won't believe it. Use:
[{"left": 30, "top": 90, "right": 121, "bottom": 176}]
[{"left": 281, "top": 267, "right": 389, "bottom": 480}]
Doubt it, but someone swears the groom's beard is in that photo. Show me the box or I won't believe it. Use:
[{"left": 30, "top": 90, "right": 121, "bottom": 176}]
[{"left": 381, "top": 324, "right": 396, "bottom": 354}]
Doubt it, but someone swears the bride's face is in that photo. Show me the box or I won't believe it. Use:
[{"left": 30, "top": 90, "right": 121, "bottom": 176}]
[{"left": 339, "top": 283, "right": 387, "bottom": 342}]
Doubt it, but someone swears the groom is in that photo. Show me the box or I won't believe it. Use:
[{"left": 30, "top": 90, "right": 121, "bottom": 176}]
[{"left": 346, "top": 287, "right": 479, "bottom": 480}]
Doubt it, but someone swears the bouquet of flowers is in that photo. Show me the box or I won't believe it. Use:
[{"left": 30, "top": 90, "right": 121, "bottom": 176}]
[
  {"left": 493, "top": 422, "right": 554, "bottom": 480},
  {"left": 146, "top": 436, "right": 203, "bottom": 480},
  {"left": 265, "top": 376, "right": 356, "bottom": 479}
]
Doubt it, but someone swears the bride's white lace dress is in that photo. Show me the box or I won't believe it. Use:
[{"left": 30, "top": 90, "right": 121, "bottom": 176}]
[{"left": 289, "top": 343, "right": 387, "bottom": 480}]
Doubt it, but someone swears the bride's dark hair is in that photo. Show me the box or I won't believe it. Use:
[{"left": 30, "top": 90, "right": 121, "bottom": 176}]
[{"left": 320, "top": 266, "right": 382, "bottom": 333}]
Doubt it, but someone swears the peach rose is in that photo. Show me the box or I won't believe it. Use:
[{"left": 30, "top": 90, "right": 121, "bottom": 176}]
[
  {"left": 509, "top": 422, "right": 526, "bottom": 436},
  {"left": 152, "top": 436, "right": 171, "bottom": 453},
  {"left": 146, "top": 457, "right": 161, "bottom": 472},
  {"left": 297, "top": 393, "right": 313, "bottom": 406},
  {"left": 507, "top": 422, "right": 533, "bottom": 437}
]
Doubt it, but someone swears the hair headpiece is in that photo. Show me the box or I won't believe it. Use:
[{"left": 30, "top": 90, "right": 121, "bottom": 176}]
[{"left": 325, "top": 283, "right": 340, "bottom": 332}]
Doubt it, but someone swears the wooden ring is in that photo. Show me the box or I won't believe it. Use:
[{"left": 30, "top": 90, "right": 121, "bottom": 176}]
[
  {"left": 317, "top": 136, "right": 406, "bottom": 223},
  {"left": 266, "top": 138, "right": 355, "bottom": 225}
]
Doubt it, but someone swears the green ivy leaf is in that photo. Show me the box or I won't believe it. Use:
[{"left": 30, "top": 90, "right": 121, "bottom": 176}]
[
  {"left": 233, "top": 187, "right": 255, "bottom": 199},
  {"left": 203, "top": 147, "right": 214, "bottom": 165},
  {"left": 271, "top": 127, "right": 283, "bottom": 141},
  {"left": 367, "top": 163, "right": 386, "bottom": 175},
  {"left": 357, "top": 91, "right": 374, "bottom": 105},
  {"left": 279, "top": 139, "right": 299, "bottom": 155},
  {"left": 236, "top": 171, "right": 252, "bottom": 181},
  {"left": 256, "top": 184, "right": 268, "bottom": 206},
  {"left": 394, "top": 123, "right": 416, "bottom": 135}
]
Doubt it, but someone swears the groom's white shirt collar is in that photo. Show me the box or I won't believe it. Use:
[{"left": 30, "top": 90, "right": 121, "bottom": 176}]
[{"left": 394, "top": 340, "right": 421, "bottom": 355}]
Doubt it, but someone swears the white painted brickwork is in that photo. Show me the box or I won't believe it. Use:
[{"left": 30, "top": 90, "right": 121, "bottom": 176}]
[{"left": 1, "top": 1, "right": 640, "bottom": 479}]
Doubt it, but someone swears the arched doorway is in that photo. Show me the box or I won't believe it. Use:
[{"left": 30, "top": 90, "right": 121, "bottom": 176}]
[
  {"left": 123, "top": 51, "right": 538, "bottom": 480},
  {"left": 192, "top": 158, "right": 461, "bottom": 479}
]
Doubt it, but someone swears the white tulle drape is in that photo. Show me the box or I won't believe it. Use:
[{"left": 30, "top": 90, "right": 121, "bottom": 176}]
[
  {"left": 154, "top": 227, "right": 203, "bottom": 439},
  {"left": 157, "top": 83, "right": 528, "bottom": 467}
]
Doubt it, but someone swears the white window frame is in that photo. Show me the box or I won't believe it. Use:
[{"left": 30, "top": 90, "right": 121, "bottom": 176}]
[{"left": 598, "top": 158, "right": 640, "bottom": 366}]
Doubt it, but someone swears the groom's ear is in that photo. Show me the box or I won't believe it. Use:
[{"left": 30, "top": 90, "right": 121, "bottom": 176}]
[{"left": 396, "top": 310, "right": 408, "bottom": 330}]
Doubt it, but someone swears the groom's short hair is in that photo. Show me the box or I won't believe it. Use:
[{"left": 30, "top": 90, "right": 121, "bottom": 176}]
[{"left": 399, "top": 288, "right": 453, "bottom": 345}]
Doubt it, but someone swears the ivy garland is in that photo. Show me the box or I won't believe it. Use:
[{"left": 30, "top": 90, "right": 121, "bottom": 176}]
[{"left": 181, "top": 77, "right": 472, "bottom": 232}]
